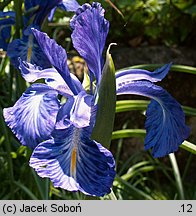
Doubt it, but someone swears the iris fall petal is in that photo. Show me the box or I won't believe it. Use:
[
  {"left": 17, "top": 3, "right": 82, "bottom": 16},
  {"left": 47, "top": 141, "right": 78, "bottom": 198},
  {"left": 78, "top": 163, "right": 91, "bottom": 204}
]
[
  {"left": 116, "top": 79, "right": 190, "bottom": 157},
  {"left": 3, "top": 84, "right": 60, "bottom": 149},
  {"left": 30, "top": 126, "right": 115, "bottom": 196}
]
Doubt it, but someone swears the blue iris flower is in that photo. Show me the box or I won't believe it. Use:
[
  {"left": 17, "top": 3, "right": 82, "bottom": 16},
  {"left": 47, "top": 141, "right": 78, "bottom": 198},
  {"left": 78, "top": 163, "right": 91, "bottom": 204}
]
[
  {"left": 7, "top": 25, "right": 51, "bottom": 69},
  {"left": 3, "top": 3, "right": 190, "bottom": 196},
  {"left": 24, "top": 0, "right": 80, "bottom": 25},
  {"left": 7, "top": 0, "right": 79, "bottom": 68},
  {"left": 0, "top": 11, "right": 15, "bottom": 51}
]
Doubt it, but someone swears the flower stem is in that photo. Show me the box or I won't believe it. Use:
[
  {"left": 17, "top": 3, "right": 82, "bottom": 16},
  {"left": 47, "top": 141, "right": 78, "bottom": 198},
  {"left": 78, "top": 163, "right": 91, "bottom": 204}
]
[{"left": 169, "top": 153, "right": 185, "bottom": 199}]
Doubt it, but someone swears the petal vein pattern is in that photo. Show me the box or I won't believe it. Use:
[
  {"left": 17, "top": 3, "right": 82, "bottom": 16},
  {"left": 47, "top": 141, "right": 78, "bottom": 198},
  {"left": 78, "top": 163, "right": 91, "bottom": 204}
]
[
  {"left": 30, "top": 126, "right": 116, "bottom": 196},
  {"left": 19, "top": 60, "right": 73, "bottom": 96},
  {"left": 116, "top": 63, "right": 172, "bottom": 84},
  {"left": 70, "top": 2, "right": 109, "bottom": 85},
  {"left": 3, "top": 84, "right": 60, "bottom": 149},
  {"left": 116, "top": 79, "right": 190, "bottom": 157},
  {"left": 32, "top": 28, "right": 83, "bottom": 95}
]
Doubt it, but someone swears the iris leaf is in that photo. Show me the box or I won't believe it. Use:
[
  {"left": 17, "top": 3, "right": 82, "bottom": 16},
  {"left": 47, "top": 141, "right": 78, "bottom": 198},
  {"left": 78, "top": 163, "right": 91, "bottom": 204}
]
[
  {"left": 116, "top": 100, "right": 196, "bottom": 116},
  {"left": 91, "top": 45, "right": 116, "bottom": 149},
  {"left": 117, "top": 64, "right": 196, "bottom": 75}
]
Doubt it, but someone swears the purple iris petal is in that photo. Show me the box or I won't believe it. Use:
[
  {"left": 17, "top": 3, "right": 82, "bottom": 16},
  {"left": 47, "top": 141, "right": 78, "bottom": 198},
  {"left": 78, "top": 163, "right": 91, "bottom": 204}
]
[
  {"left": 0, "top": 11, "right": 15, "bottom": 50},
  {"left": 60, "top": 0, "right": 80, "bottom": 11},
  {"left": 3, "top": 84, "right": 60, "bottom": 149},
  {"left": 55, "top": 91, "right": 95, "bottom": 129},
  {"left": 30, "top": 125, "right": 115, "bottom": 196},
  {"left": 116, "top": 63, "right": 172, "bottom": 83},
  {"left": 70, "top": 2, "right": 109, "bottom": 85},
  {"left": 116, "top": 80, "right": 190, "bottom": 157},
  {"left": 7, "top": 26, "right": 51, "bottom": 69},
  {"left": 0, "top": 26, "right": 11, "bottom": 50},
  {"left": 48, "top": 0, "right": 80, "bottom": 21},
  {"left": 32, "top": 28, "right": 83, "bottom": 95},
  {"left": 24, "top": 0, "right": 61, "bottom": 26},
  {"left": 47, "top": 7, "right": 57, "bottom": 22},
  {"left": 19, "top": 60, "right": 74, "bottom": 97}
]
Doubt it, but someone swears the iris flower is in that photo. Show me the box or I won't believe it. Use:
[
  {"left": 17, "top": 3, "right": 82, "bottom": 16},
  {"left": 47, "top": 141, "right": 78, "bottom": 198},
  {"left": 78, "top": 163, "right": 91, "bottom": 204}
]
[
  {"left": 0, "top": 11, "right": 15, "bottom": 51},
  {"left": 7, "top": 0, "right": 79, "bottom": 68},
  {"left": 24, "top": 0, "right": 80, "bottom": 25},
  {"left": 3, "top": 3, "right": 189, "bottom": 196}
]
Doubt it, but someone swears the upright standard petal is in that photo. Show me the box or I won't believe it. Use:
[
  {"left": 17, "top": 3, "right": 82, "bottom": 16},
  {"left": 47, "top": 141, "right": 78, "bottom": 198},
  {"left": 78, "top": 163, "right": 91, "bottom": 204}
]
[
  {"left": 116, "top": 80, "right": 190, "bottom": 157},
  {"left": 30, "top": 125, "right": 115, "bottom": 196},
  {"left": 32, "top": 29, "right": 82, "bottom": 95},
  {"left": 116, "top": 63, "right": 172, "bottom": 84},
  {"left": 70, "top": 2, "right": 109, "bottom": 85},
  {"left": 3, "top": 84, "right": 60, "bottom": 149},
  {"left": 7, "top": 26, "right": 51, "bottom": 69}
]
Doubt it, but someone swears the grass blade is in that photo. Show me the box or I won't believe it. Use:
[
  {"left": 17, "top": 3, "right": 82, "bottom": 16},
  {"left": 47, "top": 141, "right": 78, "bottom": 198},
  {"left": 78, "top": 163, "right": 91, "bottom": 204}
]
[
  {"left": 31, "top": 169, "right": 50, "bottom": 200},
  {"left": 117, "top": 64, "right": 196, "bottom": 75},
  {"left": 169, "top": 153, "right": 184, "bottom": 199},
  {"left": 114, "top": 175, "right": 153, "bottom": 200},
  {"left": 13, "top": 181, "right": 38, "bottom": 200},
  {"left": 116, "top": 100, "right": 196, "bottom": 116}
]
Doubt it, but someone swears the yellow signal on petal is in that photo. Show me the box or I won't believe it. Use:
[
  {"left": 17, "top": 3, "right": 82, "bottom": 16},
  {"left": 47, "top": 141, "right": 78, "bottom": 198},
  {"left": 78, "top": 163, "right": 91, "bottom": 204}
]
[
  {"left": 27, "top": 34, "right": 33, "bottom": 62},
  {"left": 27, "top": 47, "right": 32, "bottom": 62},
  {"left": 70, "top": 147, "right": 77, "bottom": 179}
]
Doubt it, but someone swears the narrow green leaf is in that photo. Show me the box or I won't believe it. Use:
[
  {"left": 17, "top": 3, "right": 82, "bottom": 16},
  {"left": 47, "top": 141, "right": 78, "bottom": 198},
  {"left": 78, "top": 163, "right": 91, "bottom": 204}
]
[
  {"left": 91, "top": 45, "right": 116, "bottom": 148},
  {"left": 169, "top": 153, "right": 184, "bottom": 199},
  {"left": 117, "top": 64, "right": 196, "bottom": 75},
  {"left": 31, "top": 169, "right": 50, "bottom": 200},
  {"left": 105, "top": 189, "right": 118, "bottom": 200},
  {"left": 116, "top": 100, "right": 196, "bottom": 116},
  {"left": 116, "top": 100, "right": 149, "bottom": 113},
  {"left": 112, "top": 129, "right": 196, "bottom": 154},
  {"left": 180, "top": 141, "right": 196, "bottom": 154},
  {"left": 112, "top": 129, "right": 146, "bottom": 140},
  {"left": 13, "top": 181, "right": 38, "bottom": 200},
  {"left": 114, "top": 175, "right": 153, "bottom": 200},
  {"left": 182, "top": 106, "right": 196, "bottom": 116}
]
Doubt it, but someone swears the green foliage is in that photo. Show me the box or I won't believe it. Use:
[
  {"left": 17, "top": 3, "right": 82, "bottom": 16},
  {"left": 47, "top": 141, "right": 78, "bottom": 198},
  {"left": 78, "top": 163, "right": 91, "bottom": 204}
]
[
  {"left": 91, "top": 46, "right": 116, "bottom": 148},
  {"left": 102, "top": 0, "right": 196, "bottom": 46}
]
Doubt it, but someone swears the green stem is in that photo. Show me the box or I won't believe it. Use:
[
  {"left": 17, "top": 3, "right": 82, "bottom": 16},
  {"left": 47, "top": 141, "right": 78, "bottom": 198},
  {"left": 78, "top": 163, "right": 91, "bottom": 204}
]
[
  {"left": 13, "top": 0, "right": 23, "bottom": 38},
  {"left": 169, "top": 153, "right": 184, "bottom": 199},
  {"left": 108, "top": 189, "right": 118, "bottom": 200},
  {"left": 13, "top": 0, "right": 26, "bottom": 97},
  {"left": 115, "top": 121, "right": 128, "bottom": 171}
]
